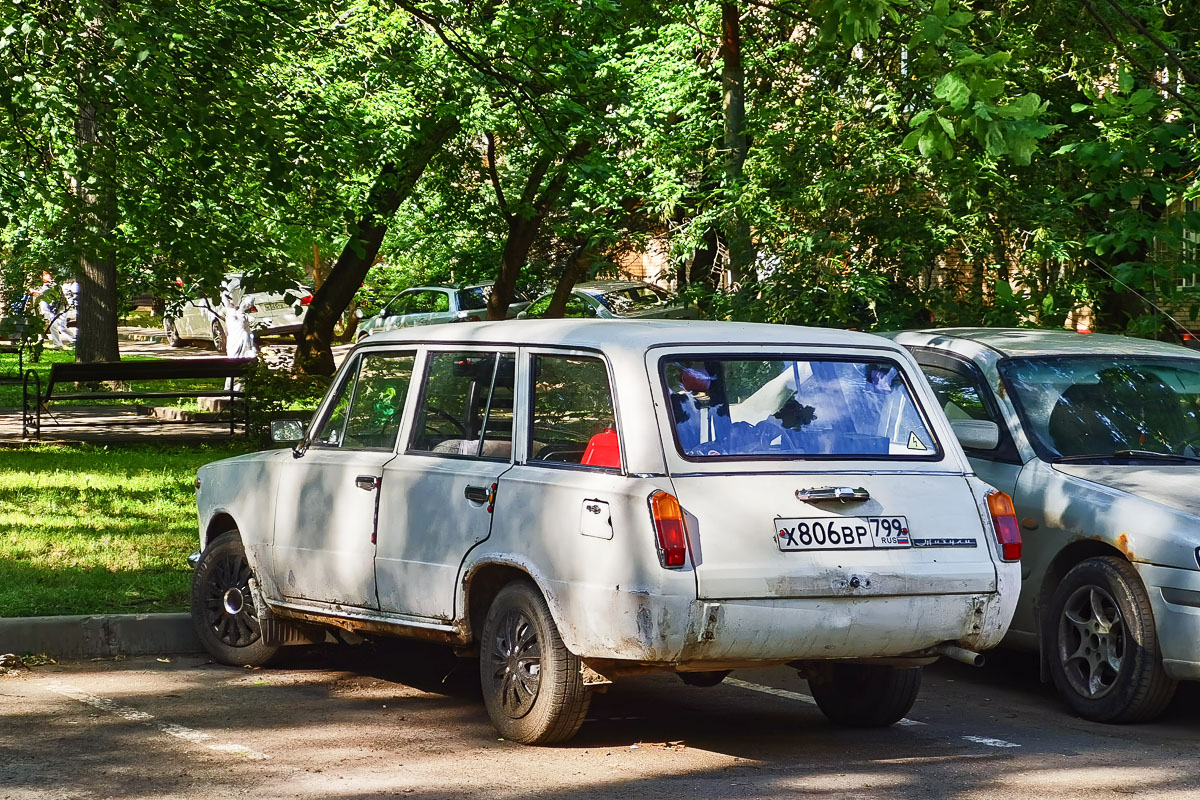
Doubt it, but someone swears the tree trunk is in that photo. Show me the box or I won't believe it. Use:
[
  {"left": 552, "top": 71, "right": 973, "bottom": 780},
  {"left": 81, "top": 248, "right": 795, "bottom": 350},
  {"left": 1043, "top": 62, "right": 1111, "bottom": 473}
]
[
  {"left": 544, "top": 243, "right": 596, "bottom": 318},
  {"left": 720, "top": 2, "right": 755, "bottom": 285},
  {"left": 295, "top": 117, "right": 460, "bottom": 375},
  {"left": 485, "top": 140, "right": 591, "bottom": 321},
  {"left": 73, "top": 22, "right": 120, "bottom": 364}
]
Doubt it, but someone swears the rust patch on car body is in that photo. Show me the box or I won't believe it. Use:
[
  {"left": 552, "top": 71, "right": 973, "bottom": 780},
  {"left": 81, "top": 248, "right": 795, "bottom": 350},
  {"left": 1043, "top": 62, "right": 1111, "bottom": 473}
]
[{"left": 1116, "top": 533, "right": 1135, "bottom": 560}]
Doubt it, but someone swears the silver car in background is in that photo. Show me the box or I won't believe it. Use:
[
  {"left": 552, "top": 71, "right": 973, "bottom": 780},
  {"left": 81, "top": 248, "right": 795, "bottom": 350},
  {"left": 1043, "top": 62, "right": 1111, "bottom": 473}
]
[
  {"left": 895, "top": 327, "right": 1200, "bottom": 723},
  {"left": 356, "top": 283, "right": 529, "bottom": 340},
  {"left": 518, "top": 280, "right": 696, "bottom": 320},
  {"left": 164, "top": 274, "right": 311, "bottom": 350}
]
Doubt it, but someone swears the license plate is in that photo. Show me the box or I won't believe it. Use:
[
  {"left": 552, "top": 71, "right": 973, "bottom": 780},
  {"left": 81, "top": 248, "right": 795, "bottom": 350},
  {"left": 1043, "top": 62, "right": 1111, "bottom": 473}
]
[
  {"left": 256, "top": 301, "right": 289, "bottom": 312},
  {"left": 775, "top": 516, "right": 911, "bottom": 551}
]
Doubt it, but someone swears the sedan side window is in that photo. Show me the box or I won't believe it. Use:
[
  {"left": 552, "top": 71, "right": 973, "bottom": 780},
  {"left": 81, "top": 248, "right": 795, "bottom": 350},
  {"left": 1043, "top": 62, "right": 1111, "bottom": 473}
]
[
  {"left": 409, "top": 291, "right": 450, "bottom": 313},
  {"left": 923, "top": 365, "right": 998, "bottom": 424},
  {"left": 530, "top": 354, "right": 621, "bottom": 469},
  {"left": 311, "top": 352, "right": 416, "bottom": 450},
  {"left": 410, "top": 351, "right": 516, "bottom": 459}
]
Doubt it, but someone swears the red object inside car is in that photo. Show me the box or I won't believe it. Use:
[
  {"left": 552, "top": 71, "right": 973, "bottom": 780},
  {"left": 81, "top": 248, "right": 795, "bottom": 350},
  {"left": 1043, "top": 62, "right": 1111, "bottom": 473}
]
[{"left": 581, "top": 428, "right": 621, "bottom": 469}]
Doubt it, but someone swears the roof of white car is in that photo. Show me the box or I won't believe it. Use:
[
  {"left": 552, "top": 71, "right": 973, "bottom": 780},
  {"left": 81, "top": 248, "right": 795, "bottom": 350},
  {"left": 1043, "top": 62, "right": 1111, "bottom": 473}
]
[
  {"left": 358, "top": 318, "right": 901, "bottom": 353},
  {"left": 896, "top": 327, "right": 1198, "bottom": 358}
]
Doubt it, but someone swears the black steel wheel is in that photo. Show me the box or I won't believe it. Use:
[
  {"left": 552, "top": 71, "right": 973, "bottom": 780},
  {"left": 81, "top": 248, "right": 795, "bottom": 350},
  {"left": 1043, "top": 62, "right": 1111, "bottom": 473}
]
[
  {"left": 211, "top": 319, "right": 227, "bottom": 353},
  {"left": 190, "top": 533, "right": 278, "bottom": 667},
  {"left": 480, "top": 581, "right": 590, "bottom": 745},
  {"left": 163, "top": 318, "right": 186, "bottom": 348},
  {"left": 809, "top": 664, "right": 922, "bottom": 727},
  {"left": 1047, "top": 556, "right": 1176, "bottom": 722}
]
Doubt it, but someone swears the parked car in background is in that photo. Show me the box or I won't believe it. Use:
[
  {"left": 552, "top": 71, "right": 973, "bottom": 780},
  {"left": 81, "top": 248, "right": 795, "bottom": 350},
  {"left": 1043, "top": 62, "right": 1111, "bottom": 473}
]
[
  {"left": 893, "top": 327, "right": 1200, "bottom": 723},
  {"left": 356, "top": 283, "right": 530, "bottom": 341},
  {"left": 189, "top": 319, "right": 1020, "bottom": 744},
  {"left": 518, "top": 280, "right": 697, "bottom": 320},
  {"left": 164, "top": 274, "right": 312, "bottom": 350}
]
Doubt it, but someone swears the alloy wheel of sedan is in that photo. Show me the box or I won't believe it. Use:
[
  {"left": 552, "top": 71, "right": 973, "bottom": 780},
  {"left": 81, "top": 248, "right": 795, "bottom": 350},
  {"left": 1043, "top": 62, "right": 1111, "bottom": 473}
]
[
  {"left": 487, "top": 607, "right": 543, "bottom": 719},
  {"left": 1058, "top": 583, "right": 1125, "bottom": 699}
]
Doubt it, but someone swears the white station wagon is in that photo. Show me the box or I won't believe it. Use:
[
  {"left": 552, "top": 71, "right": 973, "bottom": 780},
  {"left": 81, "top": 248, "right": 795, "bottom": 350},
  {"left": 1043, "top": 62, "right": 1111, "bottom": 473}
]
[{"left": 189, "top": 320, "right": 1021, "bottom": 744}]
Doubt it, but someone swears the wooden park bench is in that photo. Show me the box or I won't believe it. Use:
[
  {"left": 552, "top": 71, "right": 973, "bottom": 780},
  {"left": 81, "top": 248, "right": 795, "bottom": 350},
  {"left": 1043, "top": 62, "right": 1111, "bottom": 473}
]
[
  {"left": 0, "top": 316, "right": 36, "bottom": 383},
  {"left": 22, "top": 357, "right": 256, "bottom": 440}
]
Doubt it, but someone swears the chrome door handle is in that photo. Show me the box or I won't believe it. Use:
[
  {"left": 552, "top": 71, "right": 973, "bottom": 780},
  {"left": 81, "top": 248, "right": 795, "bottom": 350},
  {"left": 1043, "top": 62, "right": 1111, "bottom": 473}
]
[
  {"left": 464, "top": 485, "right": 490, "bottom": 503},
  {"left": 795, "top": 487, "right": 870, "bottom": 503},
  {"left": 355, "top": 475, "right": 380, "bottom": 491}
]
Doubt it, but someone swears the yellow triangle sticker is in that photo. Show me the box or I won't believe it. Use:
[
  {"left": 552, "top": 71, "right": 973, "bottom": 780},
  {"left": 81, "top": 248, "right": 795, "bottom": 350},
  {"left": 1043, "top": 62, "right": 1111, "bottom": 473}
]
[{"left": 907, "top": 431, "right": 928, "bottom": 451}]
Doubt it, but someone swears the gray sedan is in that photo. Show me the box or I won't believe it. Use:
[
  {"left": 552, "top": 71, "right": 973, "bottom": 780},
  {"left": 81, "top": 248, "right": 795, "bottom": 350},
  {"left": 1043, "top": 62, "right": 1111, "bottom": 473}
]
[
  {"left": 894, "top": 327, "right": 1200, "bottom": 723},
  {"left": 356, "top": 284, "right": 529, "bottom": 340},
  {"left": 518, "top": 280, "right": 697, "bottom": 320}
]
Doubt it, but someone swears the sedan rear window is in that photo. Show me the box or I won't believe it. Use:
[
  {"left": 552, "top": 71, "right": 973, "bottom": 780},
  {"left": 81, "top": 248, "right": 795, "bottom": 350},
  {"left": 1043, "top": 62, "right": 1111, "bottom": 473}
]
[{"left": 661, "top": 356, "right": 940, "bottom": 460}]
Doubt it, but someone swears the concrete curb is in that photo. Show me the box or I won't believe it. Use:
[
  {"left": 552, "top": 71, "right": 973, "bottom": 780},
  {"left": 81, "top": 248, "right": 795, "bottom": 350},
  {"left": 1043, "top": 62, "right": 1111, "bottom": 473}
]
[{"left": 0, "top": 613, "right": 201, "bottom": 659}]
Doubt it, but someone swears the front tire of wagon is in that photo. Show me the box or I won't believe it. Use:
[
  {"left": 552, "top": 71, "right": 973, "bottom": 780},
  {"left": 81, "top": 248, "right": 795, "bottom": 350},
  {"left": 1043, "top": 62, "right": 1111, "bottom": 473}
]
[
  {"left": 190, "top": 533, "right": 279, "bottom": 667},
  {"left": 480, "top": 581, "right": 591, "bottom": 745},
  {"left": 809, "top": 664, "right": 922, "bottom": 727}
]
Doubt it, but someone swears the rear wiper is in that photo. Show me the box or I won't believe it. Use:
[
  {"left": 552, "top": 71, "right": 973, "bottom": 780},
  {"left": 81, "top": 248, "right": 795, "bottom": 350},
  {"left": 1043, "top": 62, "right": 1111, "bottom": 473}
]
[{"left": 1055, "top": 450, "right": 1200, "bottom": 464}]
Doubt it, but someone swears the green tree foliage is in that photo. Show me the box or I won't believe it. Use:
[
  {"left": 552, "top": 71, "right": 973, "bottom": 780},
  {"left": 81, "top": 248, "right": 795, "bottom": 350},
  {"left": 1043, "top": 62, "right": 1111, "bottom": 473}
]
[{"left": 1, "top": 0, "right": 1195, "bottom": 371}]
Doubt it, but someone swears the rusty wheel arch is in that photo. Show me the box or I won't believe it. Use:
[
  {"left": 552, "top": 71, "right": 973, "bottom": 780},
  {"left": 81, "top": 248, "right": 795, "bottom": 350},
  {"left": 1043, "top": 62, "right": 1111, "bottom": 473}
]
[{"left": 463, "top": 563, "right": 538, "bottom": 646}]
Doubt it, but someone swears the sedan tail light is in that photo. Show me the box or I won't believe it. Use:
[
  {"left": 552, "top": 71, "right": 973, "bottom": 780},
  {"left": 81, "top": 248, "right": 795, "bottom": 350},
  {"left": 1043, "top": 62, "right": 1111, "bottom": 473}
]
[
  {"left": 300, "top": 294, "right": 313, "bottom": 306},
  {"left": 986, "top": 490, "right": 1021, "bottom": 562},
  {"left": 649, "top": 490, "right": 688, "bottom": 569}
]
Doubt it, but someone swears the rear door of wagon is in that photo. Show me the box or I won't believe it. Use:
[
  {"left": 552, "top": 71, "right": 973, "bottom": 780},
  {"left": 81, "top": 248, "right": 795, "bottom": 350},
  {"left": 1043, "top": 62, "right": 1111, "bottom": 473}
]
[{"left": 649, "top": 346, "right": 997, "bottom": 602}]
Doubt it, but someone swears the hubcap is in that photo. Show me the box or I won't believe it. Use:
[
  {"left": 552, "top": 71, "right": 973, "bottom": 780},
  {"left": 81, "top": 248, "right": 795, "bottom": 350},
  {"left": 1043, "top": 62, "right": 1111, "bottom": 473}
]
[
  {"left": 1059, "top": 584, "right": 1126, "bottom": 698},
  {"left": 201, "top": 552, "right": 261, "bottom": 647},
  {"left": 488, "top": 608, "right": 542, "bottom": 719}
]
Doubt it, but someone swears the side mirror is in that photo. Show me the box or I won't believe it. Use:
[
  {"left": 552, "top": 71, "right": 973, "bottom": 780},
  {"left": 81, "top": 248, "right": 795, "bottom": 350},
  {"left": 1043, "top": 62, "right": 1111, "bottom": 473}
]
[
  {"left": 354, "top": 308, "right": 364, "bottom": 319},
  {"left": 950, "top": 419, "right": 1000, "bottom": 451},
  {"left": 270, "top": 419, "right": 306, "bottom": 444}
]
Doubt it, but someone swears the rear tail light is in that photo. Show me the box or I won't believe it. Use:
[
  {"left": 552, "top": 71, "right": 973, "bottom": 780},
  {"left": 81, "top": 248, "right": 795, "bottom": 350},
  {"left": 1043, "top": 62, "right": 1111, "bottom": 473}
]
[
  {"left": 986, "top": 490, "right": 1021, "bottom": 562},
  {"left": 300, "top": 294, "right": 313, "bottom": 306},
  {"left": 247, "top": 305, "right": 258, "bottom": 313},
  {"left": 649, "top": 490, "right": 688, "bottom": 569}
]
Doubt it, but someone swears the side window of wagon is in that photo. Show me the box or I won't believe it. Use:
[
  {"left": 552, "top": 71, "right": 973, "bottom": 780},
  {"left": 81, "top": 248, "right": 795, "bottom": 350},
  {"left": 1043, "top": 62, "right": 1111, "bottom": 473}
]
[
  {"left": 311, "top": 351, "right": 416, "bottom": 450},
  {"left": 409, "top": 350, "right": 516, "bottom": 459},
  {"left": 530, "top": 353, "right": 621, "bottom": 469}
]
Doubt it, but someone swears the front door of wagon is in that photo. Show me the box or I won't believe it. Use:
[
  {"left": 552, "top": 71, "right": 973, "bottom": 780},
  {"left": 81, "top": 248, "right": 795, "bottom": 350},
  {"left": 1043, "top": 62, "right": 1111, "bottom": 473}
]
[{"left": 272, "top": 350, "right": 417, "bottom": 608}]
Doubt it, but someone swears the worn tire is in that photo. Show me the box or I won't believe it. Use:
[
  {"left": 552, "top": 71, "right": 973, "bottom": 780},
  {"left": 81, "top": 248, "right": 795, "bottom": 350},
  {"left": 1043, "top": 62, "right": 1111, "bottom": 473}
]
[
  {"left": 163, "top": 319, "right": 186, "bottom": 348},
  {"left": 211, "top": 319, "right": 227, "bottom": 353},
  {"left": 480, "top": 581, "right": 591, "bottom": 745},
  {"left": 1047, "top": 556, "right": 1176, "bottom": 722},
  {"left": 809, "top": 664, "right": 922, "bottom": 727},
  {"left": 190, "top": 533, "right": 279, "bottom": 668}
]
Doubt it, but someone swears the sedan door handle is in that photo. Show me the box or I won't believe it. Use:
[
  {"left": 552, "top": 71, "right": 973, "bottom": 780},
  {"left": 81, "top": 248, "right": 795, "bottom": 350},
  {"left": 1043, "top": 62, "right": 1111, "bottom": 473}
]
[
  {"left": 355, "top": 475, "right": 380, "bottom": 491},
  {"left": 795, "top": 486, "right": 870, "bottom": 503},
  {"left": 464, "top": 485, "right": 490, "bottom": 503}
]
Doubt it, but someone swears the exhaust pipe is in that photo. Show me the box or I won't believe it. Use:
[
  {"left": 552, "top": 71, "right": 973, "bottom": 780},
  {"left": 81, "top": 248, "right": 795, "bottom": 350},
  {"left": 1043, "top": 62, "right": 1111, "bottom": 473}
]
[{"left": 934, "top": 644, "right": 985, "bottom": 667}]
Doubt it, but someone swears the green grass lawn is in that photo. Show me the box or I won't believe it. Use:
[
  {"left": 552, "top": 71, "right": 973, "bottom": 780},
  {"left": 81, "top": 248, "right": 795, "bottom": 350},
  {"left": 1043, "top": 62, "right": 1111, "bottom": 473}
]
[{"left": 0, "top": 441, "right": 258, "bottom": 617}]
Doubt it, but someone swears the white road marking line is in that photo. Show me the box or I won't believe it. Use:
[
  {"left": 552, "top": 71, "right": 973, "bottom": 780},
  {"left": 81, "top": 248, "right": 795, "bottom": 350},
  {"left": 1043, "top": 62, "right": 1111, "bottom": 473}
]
[
  {"left": 962, "top": 735, "right": 1020, "bottom": 748},
  {"left": 40, "top": 678, "right": 268, "bottom": 760},
  {"left": 725, "top": 678, "right": 925, "bottom": 726}
]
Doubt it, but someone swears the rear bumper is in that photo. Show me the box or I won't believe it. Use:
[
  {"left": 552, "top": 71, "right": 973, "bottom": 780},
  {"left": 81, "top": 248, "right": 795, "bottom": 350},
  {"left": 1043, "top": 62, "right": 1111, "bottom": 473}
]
[
  {"left": 547, "top": 579, "right": 1006, "bottom": 667},
  {"left": 1135, "top": 563, "right": 1200, "bottom": 681}
]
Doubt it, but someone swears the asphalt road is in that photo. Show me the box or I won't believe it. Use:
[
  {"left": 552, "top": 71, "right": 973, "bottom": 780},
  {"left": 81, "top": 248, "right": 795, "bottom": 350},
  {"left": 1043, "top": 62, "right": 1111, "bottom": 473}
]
[{"left": 2, "top": 642, "right": 1199, "bottom": 800}]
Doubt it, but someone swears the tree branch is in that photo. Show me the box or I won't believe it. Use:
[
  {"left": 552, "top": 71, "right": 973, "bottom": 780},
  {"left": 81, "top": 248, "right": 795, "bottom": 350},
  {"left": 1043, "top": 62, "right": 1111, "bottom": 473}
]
[{"left": 484, "top": 131, "right": 509, "bottom": 220}]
